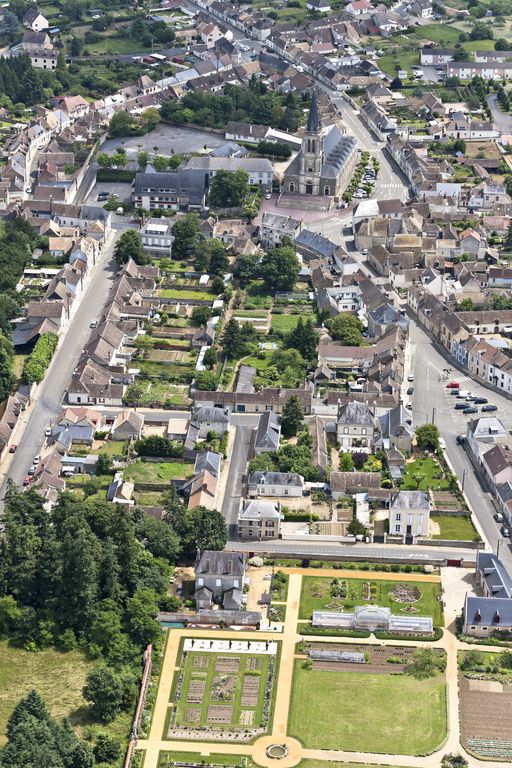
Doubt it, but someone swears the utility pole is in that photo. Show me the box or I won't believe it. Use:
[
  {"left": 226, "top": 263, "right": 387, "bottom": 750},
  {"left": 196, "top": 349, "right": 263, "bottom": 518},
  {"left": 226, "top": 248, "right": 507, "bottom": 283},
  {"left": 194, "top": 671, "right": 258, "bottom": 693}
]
[
  {"left": 431, "top": 407, "right": 435, "bottom": 425},
  {"left": 461, "top": 468, "right": 466, "bottom": 494}
]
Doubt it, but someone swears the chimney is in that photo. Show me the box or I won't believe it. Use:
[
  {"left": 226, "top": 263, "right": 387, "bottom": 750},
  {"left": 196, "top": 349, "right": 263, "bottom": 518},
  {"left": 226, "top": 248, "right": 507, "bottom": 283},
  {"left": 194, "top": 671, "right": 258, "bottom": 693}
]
[
  {"left": 474, "top": 608, "right": 481, "bottom": 623},
  {"left": 494, "top": 610, "right": 500, "bottom": 624}
]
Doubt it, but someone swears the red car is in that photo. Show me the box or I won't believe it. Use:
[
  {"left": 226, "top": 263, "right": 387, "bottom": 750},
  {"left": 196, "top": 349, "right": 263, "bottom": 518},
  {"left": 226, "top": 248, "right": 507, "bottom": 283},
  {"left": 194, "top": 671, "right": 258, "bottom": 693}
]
[
  {"left": 23, "top": 476, "right": 32, "bottom": 486},
  {"left": 446, "top": 382, "right": 460, "bottom": 389},
  {"left": 9, "top": 444, "right": 17, "bottom": 453}
]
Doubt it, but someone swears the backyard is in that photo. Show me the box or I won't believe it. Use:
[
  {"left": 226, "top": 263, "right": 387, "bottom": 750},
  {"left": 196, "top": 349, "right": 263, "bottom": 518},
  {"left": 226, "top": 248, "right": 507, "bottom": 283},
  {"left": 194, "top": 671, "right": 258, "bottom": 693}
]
[
  {"left": 400, "top": 458, "right": 449, "bottom": 491},
  {"left": 124, "top": 460, "right": 194, "bottom": 484},
  {"left": 289, "top": 662, "right": 447, "bottom": 754},
  {"left": 299, "top": 575, "right": 443, "bottom": 625}
]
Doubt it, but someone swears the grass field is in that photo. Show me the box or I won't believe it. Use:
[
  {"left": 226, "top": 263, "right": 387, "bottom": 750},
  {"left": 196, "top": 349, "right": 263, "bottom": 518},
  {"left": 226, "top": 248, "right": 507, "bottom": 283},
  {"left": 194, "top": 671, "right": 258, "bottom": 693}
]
[
  {"left": 409, "top": 23, "right": 460, "bottom": 44},
  {"left": 377, "top": 50, "right": 420, "bottom": 78},
  {"left": 0, "top": 641, "right": 93, "bottom": 746},
  {"left": 400, "top": 458, "right": 449, "bottom": 491},
  {"left": 299, "top": 575, "right": 443, "bottom": 625},
  {"left": 159, "top": 288, "right": 214, "bottom": 300},
  {"left": 124, "top": 461, "right": 194, "bottom": 484},
  {"left": 170, "top": 651, "right": 274, "bottom": 730},
  {"left": 289, "top": 663, "right": 447, "bottom": 754},
  {"left": 92, "top": 440, "right": 127, "bottom": 456},
  {"left": 431, "top": 515, "right": 477, "bottom": 541},
  {"left": 301, "top": 761, "right": 415, "bottom": 768},
  {"left": 270, "top": 314, "right": 310, "bottom": 333},
  {"left": 158, "top": 753, "right": 260, "bottom": 768}
]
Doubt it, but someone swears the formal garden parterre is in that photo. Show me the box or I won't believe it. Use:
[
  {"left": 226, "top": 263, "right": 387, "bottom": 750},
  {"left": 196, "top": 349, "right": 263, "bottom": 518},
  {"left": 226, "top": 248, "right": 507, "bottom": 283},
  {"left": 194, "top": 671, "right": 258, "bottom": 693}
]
[{"left": 167, "top": 641, "right": 279, "bottom": 742}]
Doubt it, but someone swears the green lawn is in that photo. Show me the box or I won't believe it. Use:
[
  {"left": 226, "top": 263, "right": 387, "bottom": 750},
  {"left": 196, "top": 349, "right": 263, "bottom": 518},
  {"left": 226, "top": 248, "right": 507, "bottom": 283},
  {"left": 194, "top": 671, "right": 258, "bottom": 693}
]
[
  {"left": 400, "top": 458, "right": 449, "bottom": 491},
  {"left": 270, "top": 314, "right": 311, "bottom": 333},
  {"left": 241, "top": 352, "right": 275, "bottom": 371},
  {"left": 125, "top": 461, "right": 193, "bottom": 484},
  {"left": 92, "top": 440, "right": 127, "bottom": 456},
  {"left": 377, "top": 50, "right": 420, "bottom": 77},
  {"left": 299, "top": 576, "right": 443, "bottom": 625},
  {"left": 410, "top": 23, "right": 461, "bottom": 44},
  {"left": 301, "top": 761, "right": 415, "bottom": 768},
  {"left": 158, "top": 753, "right": 260, "bottom": 768},
  {"left": 431, "top": 515, "right": 477, "bottom": 541},
  {"left": 289, "top": 663, "right": 446, "bottom": 754},
  {"left": 159, "top": 288, "right": 214, "bottom": 300}
]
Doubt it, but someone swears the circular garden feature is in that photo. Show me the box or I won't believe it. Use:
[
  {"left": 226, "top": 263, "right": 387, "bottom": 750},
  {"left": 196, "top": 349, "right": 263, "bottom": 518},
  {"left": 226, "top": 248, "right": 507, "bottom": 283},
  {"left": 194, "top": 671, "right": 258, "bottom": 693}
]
[{"left": 266, "top": 744, "right": 289, "bottom": 759}]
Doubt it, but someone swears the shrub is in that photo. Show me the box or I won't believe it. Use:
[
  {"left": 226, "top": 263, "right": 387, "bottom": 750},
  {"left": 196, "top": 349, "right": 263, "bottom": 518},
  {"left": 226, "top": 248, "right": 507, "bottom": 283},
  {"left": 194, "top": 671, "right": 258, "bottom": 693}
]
[{"left": 22, "top": 332, "right": 58, "bottom": 384}]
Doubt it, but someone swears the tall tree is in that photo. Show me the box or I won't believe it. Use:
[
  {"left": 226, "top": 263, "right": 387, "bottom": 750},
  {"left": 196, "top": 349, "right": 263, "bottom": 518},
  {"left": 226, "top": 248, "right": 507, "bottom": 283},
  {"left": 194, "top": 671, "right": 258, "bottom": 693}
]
[
  {"left": 281, "top": 395, "right": 304, "bottom": 437},
  {"left": 114, "top": 229, "right": 148, "bottom": 265},
  {"left": 171, "top": 213, "right": 204, "bottom": 260},
  {"left": 260, "top": 243, "right": 299, "bottom": 292},
  {"left": 221, "top": 318, "right": 244, "bottom": 359},
  {"left": 209, "top": 169, "right": 249, "bottom": 207}
]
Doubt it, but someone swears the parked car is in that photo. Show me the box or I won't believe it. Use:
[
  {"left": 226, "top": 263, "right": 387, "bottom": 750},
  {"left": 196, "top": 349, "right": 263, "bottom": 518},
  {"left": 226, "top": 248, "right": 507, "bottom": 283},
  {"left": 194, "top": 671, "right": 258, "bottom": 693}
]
[
  {"left": 23, "top": 476, "right": 32, "bottom": 486},
  {"left": 482, "top": 404, "right": 498, "bottom": 412},
  {"left": 45, "top": 427, "right": 52, "bottom": 436},
  {"left": 9, "top": 444, "right": 17, "bottom": 453},
  {"left": 90, "top": 320, "right": 98, "bottom": 329},
  {"left": 456, "top": 435, "right": 465, "bottom": 445},
  {"left": 407, "top": 387, "right": 414, "bottom": 395},
  {"left": 456, "top": 390, "right": 470, "bottom": 398},
  {"left": 265, "top": 192, "right": 272, "bottom": 199},
  {"left": 463, "top": 406, "right": 478, "bottom": 414},
  {"left": 501, "top": 525, "right": 510, "bottom": 538},
  {"left": 450, "top": 389, "right": 460, "bottom": 395},
  {"left": 408, "top": 374, "right": 414, "bottom": 382},
  {"left": 455, "top": 402, "right": 467, "bottom": 410},
  {"left": 446, "top": 382, "right": 460, "bottom": 389},
  {"left": 97, "top": 192, "right": 108, "bottom": 201},
  {"left": 33, "top": 455, "right": 40, "bottom": 465},
  {"left": 28, "top": 465, "right": 36, "bottom": 475},
  {"left": 473, "top": 397, "right": 488, "bottom": 404},
  {"left": 439, "top": 437, "right": 446, "bottom": 449},
  {"left": 495, "top": 512, "right": 504, "bottom": 523}
]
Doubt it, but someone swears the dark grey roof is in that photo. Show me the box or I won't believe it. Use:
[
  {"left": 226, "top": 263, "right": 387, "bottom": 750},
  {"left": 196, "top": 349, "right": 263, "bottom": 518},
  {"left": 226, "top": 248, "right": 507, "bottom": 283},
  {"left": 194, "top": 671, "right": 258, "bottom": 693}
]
[
  {"left": 239, "top": 499, "right": 281, "bottom": 520},
  {"left": 248, "top": 471, "right": 304, "bottom": 487},
  {"left": 209, "top": 141, "right": 247, "bottom": 158},
  {"left": 338, "top": 401, "right": 374, "bottom": 426},
  {"left": 223, "top": 587, "right": 243, "bottom": 609},
  {"left": 192, "top": 406, "right": 230, "bottom": 424},
  {"left": 307, "top": 86, "right": 321, "bottom": 132},
  {"left": 195, "top": 549, "right": 246, "bottom": 577},
  {"left": 295, "top": 228, "right": 338, "bottom": 259},
  {"left": 477, "top": 551, "right": 512, "bottom": 599},
  {"left": 194, "top": 450, "right": 222, "bottom": 478},
  {"left": 255, "top": 410, "right": 280, "bottom": 452},
  {"left": 391, "top": 490, "right": 430, "bottom": 510},
  {"left": 464, "top": 595, "right": 512, "bottom": 628},
  {"left": 133, "top": 169, "right": 207, "bottom": 204}
]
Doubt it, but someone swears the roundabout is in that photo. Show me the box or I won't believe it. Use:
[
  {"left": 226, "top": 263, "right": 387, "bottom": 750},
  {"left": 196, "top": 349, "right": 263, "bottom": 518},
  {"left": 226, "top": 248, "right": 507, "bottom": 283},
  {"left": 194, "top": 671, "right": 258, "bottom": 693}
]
[{"left": 266, "top": 744, "right": 289, "bottom": 759}]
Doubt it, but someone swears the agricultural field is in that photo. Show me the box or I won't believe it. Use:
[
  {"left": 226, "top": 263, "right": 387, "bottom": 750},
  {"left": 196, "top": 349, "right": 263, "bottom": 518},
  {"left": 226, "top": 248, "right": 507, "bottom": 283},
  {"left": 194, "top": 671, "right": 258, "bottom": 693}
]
[
  {"left": 289, "top": 660, "right": 447, "bottom": 754},
  {"left": 299, "top": 576, "right": 443, "bottom": 625},
  {"left": 168, "top": 645, "right": 278, "bottom": 739},
  {"left": 459, "top": 651, "right": 512, "bottom": 759}
]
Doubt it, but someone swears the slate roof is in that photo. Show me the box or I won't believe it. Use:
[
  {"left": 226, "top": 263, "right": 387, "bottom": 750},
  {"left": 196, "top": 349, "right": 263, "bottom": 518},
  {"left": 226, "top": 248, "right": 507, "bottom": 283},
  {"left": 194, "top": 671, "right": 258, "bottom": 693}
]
[
  {"left": 254, "top": 411, "right": 280, "bottom": 452},
  {"left": 477, "top": 551, "right": 512, "bottom": 599},
  {"left": 195, "top": 549, "right": 246, "bottom": 577},
  {"left": 239, "top": 500, "right": 281, "bottom": 520},
  {"left": 338, "top": 401, "right": 374, "bottom": 426},
  {"left": 248, "top": 471, "right": 304, "bottom": 487},
  {"left": 391, "top": 490, "right": 430, "bottom": 510},
  {"left": 464, "top": 595, "right": 512, "bottom": 629}
]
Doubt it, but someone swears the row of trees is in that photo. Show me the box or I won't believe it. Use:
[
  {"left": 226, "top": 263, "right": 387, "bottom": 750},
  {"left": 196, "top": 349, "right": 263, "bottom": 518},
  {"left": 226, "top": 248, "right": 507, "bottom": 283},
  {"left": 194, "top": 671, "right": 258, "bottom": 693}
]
[{"left": 22, "top": 333, "right": 58, "bottom": 385}]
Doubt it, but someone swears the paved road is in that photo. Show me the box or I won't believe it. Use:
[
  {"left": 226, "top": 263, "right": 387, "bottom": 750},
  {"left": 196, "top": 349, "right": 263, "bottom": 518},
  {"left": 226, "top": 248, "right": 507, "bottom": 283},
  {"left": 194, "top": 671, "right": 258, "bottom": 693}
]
[
  {"left": 222, "top": 425, "right": 253, "bottom": 539},
  {"left": 486, "top": 93, "right": 512, "bottom": 136},
  {"left": 410, "top": 318, "right": 512, "bottom": 572},
  {"left": 0, "top": 228, "right": 123, "bottom": 502}
]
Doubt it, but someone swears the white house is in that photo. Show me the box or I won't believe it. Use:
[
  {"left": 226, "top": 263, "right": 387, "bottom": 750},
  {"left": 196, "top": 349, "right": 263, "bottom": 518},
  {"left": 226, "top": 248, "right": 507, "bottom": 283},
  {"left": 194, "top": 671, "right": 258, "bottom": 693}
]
[
  {"left": 23, "top": 8, "right": 49, "bottom": 31},
  {"left": 247, "top": 471, "right": 305, "bottom": 497},
  {"left": 389, "top": 490, "right": 430, "bottom": 540}
]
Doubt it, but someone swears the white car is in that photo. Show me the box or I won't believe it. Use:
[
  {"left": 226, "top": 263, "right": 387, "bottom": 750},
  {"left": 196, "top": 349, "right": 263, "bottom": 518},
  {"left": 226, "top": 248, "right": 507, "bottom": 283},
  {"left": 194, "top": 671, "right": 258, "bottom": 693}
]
[
  {"left": 438, "top": 437, "right": 446, "bottom": 449},
  {"left": 90, "top": 320, "right": 98, "bottom": 329},
  {"left": 265, "top": 192, "right": 272, "bottom": 199},
  {"left": 33, "top": 455, "right": 40, "bottom": 465},
  {"left": 45, "top": 427, "right": 52, "bottom": 437}
]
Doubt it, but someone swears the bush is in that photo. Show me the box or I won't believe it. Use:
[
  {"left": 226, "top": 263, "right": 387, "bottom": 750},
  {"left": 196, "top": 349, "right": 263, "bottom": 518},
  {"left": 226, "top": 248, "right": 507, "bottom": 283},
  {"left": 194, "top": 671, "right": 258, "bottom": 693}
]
[
  {"left": 22, "top": 332, "right": 58, "bottom": 384},
  {"left": 134, "top": 436, "right": 184, "bottom": 458}
]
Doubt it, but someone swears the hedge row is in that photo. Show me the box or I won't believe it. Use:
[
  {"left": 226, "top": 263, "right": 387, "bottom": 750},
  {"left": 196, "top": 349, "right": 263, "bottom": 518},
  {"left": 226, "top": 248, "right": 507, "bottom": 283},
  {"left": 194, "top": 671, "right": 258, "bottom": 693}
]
[
  {"left": 299, "top": 626, "right": 371, "bottom": 639},
  {"left": 375, "top": 626, "right": 444, "bottom": 642},
  {"left": 96, "top": 168, "right": 136, "bottom": 182},
  {"left": 22, "top": 332, "right": 58, "bottom": 384}
]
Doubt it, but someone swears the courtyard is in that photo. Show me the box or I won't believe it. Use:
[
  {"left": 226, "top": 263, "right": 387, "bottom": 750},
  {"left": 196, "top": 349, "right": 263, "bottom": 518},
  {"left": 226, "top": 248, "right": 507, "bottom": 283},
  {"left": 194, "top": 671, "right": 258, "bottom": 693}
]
[{"left": 299, "top": 575, "right": 444, "bottom": 626}]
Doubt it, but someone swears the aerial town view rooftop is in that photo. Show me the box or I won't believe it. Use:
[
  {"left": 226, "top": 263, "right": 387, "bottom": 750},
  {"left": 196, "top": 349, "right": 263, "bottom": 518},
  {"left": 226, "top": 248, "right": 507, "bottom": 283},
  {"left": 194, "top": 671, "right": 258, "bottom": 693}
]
[{"left": 2, "top": 0, "right": 512, "bottom": 766}]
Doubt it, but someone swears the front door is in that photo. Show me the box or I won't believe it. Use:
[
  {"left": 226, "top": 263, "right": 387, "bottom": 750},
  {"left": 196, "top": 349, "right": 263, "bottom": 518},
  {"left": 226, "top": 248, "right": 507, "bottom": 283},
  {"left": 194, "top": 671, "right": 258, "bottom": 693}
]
[{"left": 306, "top": 181, "right": 313, "bottom": 194}]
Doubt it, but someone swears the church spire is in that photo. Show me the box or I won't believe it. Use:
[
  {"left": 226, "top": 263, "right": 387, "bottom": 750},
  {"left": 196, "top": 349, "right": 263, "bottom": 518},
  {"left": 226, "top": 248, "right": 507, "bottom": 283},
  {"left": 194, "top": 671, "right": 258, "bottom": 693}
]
[{"left": 307, "top": 86, "right": 320, "bottom": 133}]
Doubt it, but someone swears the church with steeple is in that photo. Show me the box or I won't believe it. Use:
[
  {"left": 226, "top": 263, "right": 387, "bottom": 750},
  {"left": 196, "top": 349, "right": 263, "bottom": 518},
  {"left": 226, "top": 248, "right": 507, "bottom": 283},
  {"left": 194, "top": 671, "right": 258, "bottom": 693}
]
[{"left": 282, "top": 88, "right": 358, "bottom": 199}]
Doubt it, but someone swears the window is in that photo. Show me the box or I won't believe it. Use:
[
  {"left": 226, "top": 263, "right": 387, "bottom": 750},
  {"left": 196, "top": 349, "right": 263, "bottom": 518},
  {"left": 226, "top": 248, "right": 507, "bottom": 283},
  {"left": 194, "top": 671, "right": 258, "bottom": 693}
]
[
  {"left": 362, "top": 428, "right": 367, "bottom": 435},
  {"left": 285, "top": 489, "right": 289, "bottom": 495},
  {"left": 408, "top": 514, "right": 413, "bottom": 524},
  {"left": 395, "top": 513, "right": 401, "bottom": 522},
  {"left": 215, "top": 579, "right": 221, "bottom": 586},
  {"left": 395, "top": 524, "right": 401, "bottom": 533},
  {"left": 344, "top": 427, "right": 349, "bottom": 434}
]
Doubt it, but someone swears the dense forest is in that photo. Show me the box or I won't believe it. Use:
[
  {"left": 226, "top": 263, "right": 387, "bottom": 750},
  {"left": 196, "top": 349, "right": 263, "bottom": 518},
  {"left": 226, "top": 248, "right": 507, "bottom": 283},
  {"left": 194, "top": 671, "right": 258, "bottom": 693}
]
[{"left": 0, "top": 485, "right": 227, "bottom": 764}]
